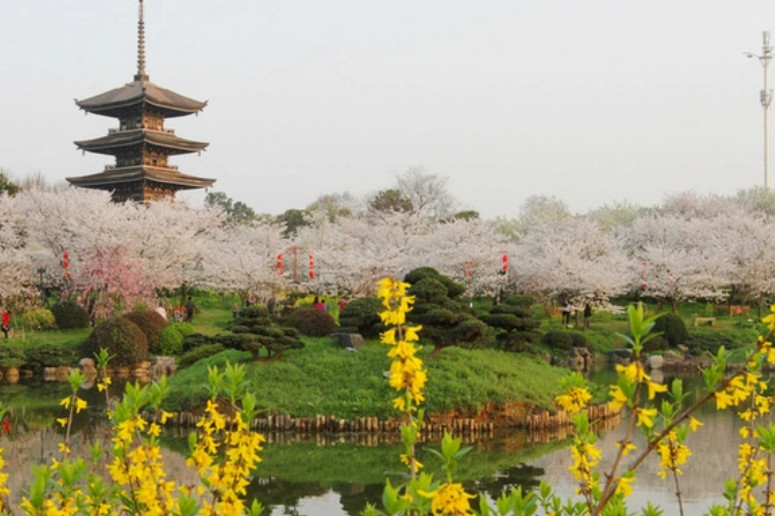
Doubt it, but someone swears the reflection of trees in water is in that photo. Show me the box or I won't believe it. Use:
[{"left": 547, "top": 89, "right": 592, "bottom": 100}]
[
  {"left": 247, "top": 477, "right": 327, "bottom": 514},
  {"left": 476, "top": 463, "right": 545, "bottom": 501}
]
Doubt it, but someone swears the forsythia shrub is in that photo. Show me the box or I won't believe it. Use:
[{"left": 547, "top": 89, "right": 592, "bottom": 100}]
[{"left": 0, "top": 356, "right": 265, "bottom": 515}]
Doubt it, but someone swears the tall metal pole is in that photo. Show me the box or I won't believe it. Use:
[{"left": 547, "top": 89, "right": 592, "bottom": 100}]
[{"left": 746, "top": 32, "right": 773, "bottom": 189}]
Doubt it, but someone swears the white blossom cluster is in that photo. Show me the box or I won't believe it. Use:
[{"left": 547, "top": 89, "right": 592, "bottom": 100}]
[{"left": 3, "top": 188, "right": 775, "bottom": 312}]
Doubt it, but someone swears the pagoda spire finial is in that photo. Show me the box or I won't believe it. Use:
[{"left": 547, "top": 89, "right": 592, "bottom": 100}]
[{"left": 134, "top": 0, "right": 149, "bottom": 82}]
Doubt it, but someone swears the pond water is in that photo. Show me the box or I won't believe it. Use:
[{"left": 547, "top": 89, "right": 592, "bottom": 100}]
[{"left": 0, "top": 372, "right": 744, "bottom": 515}]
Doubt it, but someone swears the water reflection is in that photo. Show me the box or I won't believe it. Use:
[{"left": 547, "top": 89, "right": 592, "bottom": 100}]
[{"left": 0, "top": 372, "right": 750, "bottom": 515}]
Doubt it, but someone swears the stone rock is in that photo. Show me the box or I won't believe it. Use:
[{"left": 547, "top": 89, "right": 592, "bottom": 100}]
[
  {"left": 568, "top": 355, "right": 586, "bottom": 371},
  {"left": 43, "top": 367, "right": 57, "bottom": 381},
  {"left": 150, "top": 356, "right": 177, "bottom": 379},
  {"left": 608, "top": 349, "right": 633, "bottom": 364},
  {"left": 648, "top": 355, "right": 664, "bottom": 370},
  {"left": 334, "top": 333, "right": 364, "bottom": 350},
  {"left": 663, "top": 350, "right": 683, "bottom": 364},
  {"left": 79, "top": 358, "right": 97, "bottom": 377},
  {"left": 677, "top": 344, "right": 689, "bottom": 354}
]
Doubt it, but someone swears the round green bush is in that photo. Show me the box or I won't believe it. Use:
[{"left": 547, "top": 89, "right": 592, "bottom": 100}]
[
  {"left": 652, "top": 313, "right": 689, "bottom": 347},
  {"left": 51, "top": 300, "right": 90, "bottom": 329},
  {"left": 542, "top": 330, "right": 573, "bottom": 350},
  {"left": 280, "top": 307, "right": 338, "bottom": 337},
  {"left": 338, "top": 297, "right": 386, "bottom": 338},
  {"left": 121, "top": 310, "right": 168, "bottom": 354},
  {"left": 82, "top": 318, "right": 148, "bottom": 367},
  {"left": 158, "top": 322, "right": 196, "bottom": 356},
  {"left": 569, "top": 332, "right": 589, "bottom": 349},
  {"left": 21, "top": 308, "right": 56, "bottom": 331}
]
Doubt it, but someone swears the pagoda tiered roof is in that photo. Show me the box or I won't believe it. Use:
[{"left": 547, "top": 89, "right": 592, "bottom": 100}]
[
  {"left": 75, "top": 80, "right": 207, "bottom": 118},
  {"left": 75, "top": 129, "right": 208, "bottom": 155},
  {"left": 66, "top": 165, "right": 215, "bottom": 191}
]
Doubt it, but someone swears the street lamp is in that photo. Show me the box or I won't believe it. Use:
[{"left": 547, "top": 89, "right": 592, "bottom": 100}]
[{"left": 745, "top": 31, "right": 773, "bottom": 189}]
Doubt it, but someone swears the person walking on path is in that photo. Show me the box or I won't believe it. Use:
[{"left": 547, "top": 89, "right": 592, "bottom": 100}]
[{"left": 1, "top": 309, "right": 9, "bottom": 339}]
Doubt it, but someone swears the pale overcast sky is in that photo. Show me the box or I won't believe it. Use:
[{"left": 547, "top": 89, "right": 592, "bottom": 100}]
[{"left": 2, "top": 0, "right": 774, "bottom": 219}]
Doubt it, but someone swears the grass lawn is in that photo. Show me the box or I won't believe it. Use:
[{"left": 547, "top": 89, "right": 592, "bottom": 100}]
[{"left": 163, "top": 336, "right": 572, "bottom": 419}]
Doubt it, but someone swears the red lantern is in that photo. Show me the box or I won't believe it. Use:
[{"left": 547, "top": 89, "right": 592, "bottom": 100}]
[
  {"left": 465, "top": 260, "right": 473, "bottom": 278},
  {"left": 63, "top": 251, "right": 71, "bottom": 280},
  {"left": 309, "top": 254, "right": 316, "bottom": 280},
  {"left": 501, "top": 254, "right": 508, "bottom": 273},
  {"left": 277, "top": 253, "right": 284, "bottom": 275}
]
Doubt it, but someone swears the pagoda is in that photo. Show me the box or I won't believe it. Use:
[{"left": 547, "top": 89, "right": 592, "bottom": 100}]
[{"left": 67, "top": 0, "right": 215, "bottom": 202}]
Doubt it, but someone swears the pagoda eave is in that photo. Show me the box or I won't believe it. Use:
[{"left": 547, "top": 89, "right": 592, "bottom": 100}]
[
  {"left": 75, "top": 80, "right": 207, "bottom": 118},
  {"left": 67, "top": 166, "right": 215, "bottom": 190},
  {"left": 74, "top": 129, "right": 209, "bottom": 155}
]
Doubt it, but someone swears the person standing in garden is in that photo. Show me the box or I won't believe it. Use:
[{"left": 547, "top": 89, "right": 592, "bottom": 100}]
[
  {"left": 185, "top": 297, "right": 196, "bottom": 322},
  {"left": 583, "top": 303, "right": 592, "bottom": 330},
  {"left": 1, "top": 309, "right": 9, "bottom": 339}
]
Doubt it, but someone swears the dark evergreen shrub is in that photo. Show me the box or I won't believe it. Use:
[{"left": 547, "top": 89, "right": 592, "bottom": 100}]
[
  {"left": 684, "top": 332, "right": 738, "bottom": 355},
  {"left": 0, "top": 343, "right": 26, "bottom": 368},
  {"left": 122, "top": 310, "right": 168, "bottom": 354},
  {"left": 542, "top": 330, "right": 574, "bottom": 350},
  {"left": 219, "top": 305, "right": 304, "bottom": 360},
  {"left": 652, "top": 313, "right": 688, "bottom": 347},
  {"left": 24, "top": 343, "right": 77, "bottom": 372},
  {"left": 182, "top": 333, "right": 210, "bottom": 352},
  {"left": 338, "top": 297, "right": 385, "bottom": 337},
  {"left": 643, "top": 335, "right": 669, "bottom": 352},
  {"left": 82, "top": 318, "right": 148, "bottom": 367},
  {"left": 480, "top": 295, "right": 541, "bottom": 352},
  {"left": 51, "top": 300, "right": 90, "bottom": 329},
  {"left": 159, "top": 322, "right": 196, "bottom": 356},
  {"left": 280, "top": 307, "right": 338, "bottom": 337},
  {"left": 569, "top": 332, "right": 589, "bottom": 349},
  {"left": 404, "top": 267, "right": 466, "bottom": 298},
  {"left": 178, "top": 343, "right": 226, "bottom": 367},
  {"left": 404, "top": 267, "right": 490, "bottom": 353}
]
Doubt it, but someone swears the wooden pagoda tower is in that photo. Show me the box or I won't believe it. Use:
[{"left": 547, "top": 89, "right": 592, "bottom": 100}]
[{"left": 67, "top": 0, "right": 215, "bottom": 202}]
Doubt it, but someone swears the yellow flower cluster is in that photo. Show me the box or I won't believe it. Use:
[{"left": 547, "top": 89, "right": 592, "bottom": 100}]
[
  {"left": 424, "top": 482, "right": 475, "bottom": 516},
  {"left": 569, "top": 440, "right": 602, "bottom": 499},
  {"left": 377, "top": 278, "right": 426, "bottom": 413},
  {"left": 188, "top": 398, "right": 266, "bottom": 514},
  {"left": 608, "top": 362, "right": 667, "bottom": 412},
  {"left": 656, "top": 431, "right": 692, "bottom": 479},
  {"left": 555, "top": 387, "right": 592, "bottom": 415},
  {"left": 108, "top": 414, "right": 179, "bottom": 513},
  {"left": 715, "top": 372, "right": 758, "bottom": 410}
]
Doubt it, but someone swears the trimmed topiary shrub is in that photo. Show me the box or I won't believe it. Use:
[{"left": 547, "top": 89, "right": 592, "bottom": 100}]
[
  {"left": 82, "top": 318, "right": 148, "bottom": 367},
  {"left": 0, "top": 342, "right": 26, "bottom": 368},
  {"left": 280, "top": 307, "right": 338, "bottom": 337},
  {"left": 159, "top": 322, "right": 196, "bottom": 356},
  {"left": 20, "top": 308, "right": 56, "bottom": 331},
  {"left": 51, "top": 300, "right": 90, "bottom": 329},
  {"left": 479, "top": 295, "right": 541, "bottom": 352},
  {"left": 338, "top": 297, "right": 386, "bottom": 338},
  {"left": 122, "top": 310, "right": 168, "bottom": 354},
  {"left": 542, "top": 330, "right": 574, "bottom": 351},
  {"left": 178, "top": 343, "right": 226, "bottom": 367},
  {"left": 652, "top": 313, "right": 688, "bottom": 347},
  {"left": 219, "top": 305, "right": 304, "bottom": 360},
  {"left": 24, "top": 343, "right": 77, "bottom": 373},
  {"left": 404, "top": 267, "right": 491, "bottom": 354}
]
